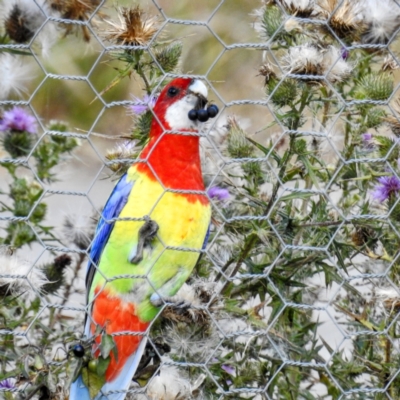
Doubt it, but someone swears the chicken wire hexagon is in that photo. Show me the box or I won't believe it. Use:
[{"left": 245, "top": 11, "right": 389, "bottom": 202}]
[
  {"left": 33, "top": 20, "right": 104, "bottom": 77},
  {"left": 3, "top": 0, "right": 400, "bottom": 399},
  {"left": 267, "top": 191, "right": 343, "bottom": 249},
  {"left": 326, "top": 331, "right": 400, "bottom": 395},
  {"left": 325, "top": 159, "right": 400, "bottom": 219},
  {"left": 27, "top": 133, "right": 104, "bottom": 193},
  {"left": 325, "top": 220, "right": 400, "bottom": 279},
  {"left": 30, "top": 76, "right": 104, "bottom": 132}
]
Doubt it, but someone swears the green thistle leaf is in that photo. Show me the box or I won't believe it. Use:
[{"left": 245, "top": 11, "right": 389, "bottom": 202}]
[
  {"left": 360, "top": 107, "right": 386, "bottom": 129},
  {"left": 375, "top": 135, "right": 398, "bottom": 159},
  {"left": 100, "top": 334, "right": 116, "bottom": 360},
  {"left": 81, "top": 366, "right": 105, "bottom": 400}
]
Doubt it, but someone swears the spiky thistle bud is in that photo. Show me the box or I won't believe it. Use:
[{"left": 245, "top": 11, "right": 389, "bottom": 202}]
[
  {"left": 267, "top": 78, "right": 298, "bottom": 107},
  {"left": 227, "top": 116, "right": 254, "bottom": 158},
  {"left": 41, "top": 254, "right": 72, "bottom": 294},
  {"left": 154, "top": 42, "right": 183, "bottom": 73},
  {"left": 355, "top": 73, "right": 393, "bottom": 101},
  {"left": 261, "top": 5, "right": 284, "bottom": 40}
]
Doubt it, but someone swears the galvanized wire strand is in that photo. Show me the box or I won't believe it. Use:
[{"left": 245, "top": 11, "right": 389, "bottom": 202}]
[{"left": 1, "top": 0, "right": 400, "bottom": 398}]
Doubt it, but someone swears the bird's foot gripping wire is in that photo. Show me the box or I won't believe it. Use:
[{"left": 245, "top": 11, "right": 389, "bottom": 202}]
[
  {"left": 150, "top": 293, "right": 191, "bottom": 309},
  {"left": 129, "top": 218, "right": 159, "bottom": 264}
]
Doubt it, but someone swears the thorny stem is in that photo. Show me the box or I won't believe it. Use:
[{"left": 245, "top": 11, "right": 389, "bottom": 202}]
[
  {"left": 387, "top": 324, "right": 394, "bottom": 397},
  {"left": 295, "top": 220, "right": 347, "bottom": 227},
  {"left": 221, "top": 234, "right": 258, "bottom": 295},
  {"left": 52, "top": 253, "right": 86, "bottom": 328},
  {"left": 264, "top": 86, "right": 310, "bottom": 217},
  {"left": 62, "top": 253, "right": 85, "bottom": 305},
  {"left": 214, "top": 258, "right": 235, "bottom": 283},
  {"left": 263, "top": 133, "right": 296, "bottom": 216},
  {"left": 299, "top": 87, "right": 332, "bottom": 220},
  {"left": 22, "top": 383, "right": 45, "bottom": 400},
  {"left": 133, "top": 50, "right": 151, "bottom": 94},
  {"left": 285, "top": 373, "right": 295, "bottom": 400},
  {"left": 137, "top": 63, "right": 151, "bottom": 94}
]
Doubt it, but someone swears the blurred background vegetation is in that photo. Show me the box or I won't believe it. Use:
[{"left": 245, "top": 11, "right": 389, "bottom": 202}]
[{"left": 0, "top": 0, "right": 269, "bottom": 277}]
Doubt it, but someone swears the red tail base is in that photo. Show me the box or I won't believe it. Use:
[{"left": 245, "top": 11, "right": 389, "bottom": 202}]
[{"left": 91, "top": 288, "right": 149, "bottom": 382}]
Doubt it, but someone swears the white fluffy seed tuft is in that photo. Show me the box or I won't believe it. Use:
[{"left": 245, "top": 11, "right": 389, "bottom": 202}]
[
  {"left": 0, "top": 250, "right": 48, "bottom": 296},
  {"left": 0, "top": 53, "right": 33, "bottom": 99},
  {"left": 322, "top": 46, "right": 352, "bottom": 83},
  {"left": 361, "top": 0, "right": 400, "bottom": 44}
]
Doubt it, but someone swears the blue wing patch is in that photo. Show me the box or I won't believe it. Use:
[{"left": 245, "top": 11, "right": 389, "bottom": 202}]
[
  {"left": 85, "top": 173, "right": 134, "bottom": 291},
  {"left": 201, "top": 223, "right": 211, "bottom": 251}
]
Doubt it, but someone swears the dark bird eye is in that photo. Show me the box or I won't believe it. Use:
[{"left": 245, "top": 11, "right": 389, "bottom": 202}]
[{"left": 167, "top": 86, "right": 179, "bottom": 97}]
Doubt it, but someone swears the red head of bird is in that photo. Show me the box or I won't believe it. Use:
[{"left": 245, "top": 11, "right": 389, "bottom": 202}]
[{"left": 138, "top": 78, "right": 209, "bottom": 197}]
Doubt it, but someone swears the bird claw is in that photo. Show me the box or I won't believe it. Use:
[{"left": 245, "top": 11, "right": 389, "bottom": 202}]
[
  {"left": 130, "top": 219, "right": 159, "bottom": 264},
  {"left": 150, "top": 293, "right": 191, "bottom": 310}
]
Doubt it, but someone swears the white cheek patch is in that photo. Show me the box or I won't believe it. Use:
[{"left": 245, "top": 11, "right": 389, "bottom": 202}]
[{"left": 165, "top": 95, "right": 198, "bottom": 131}]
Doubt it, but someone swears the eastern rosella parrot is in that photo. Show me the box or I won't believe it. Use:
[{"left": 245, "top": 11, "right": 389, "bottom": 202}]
[{"left": 69, "top": 78, "right": 212, "bottom": 400}]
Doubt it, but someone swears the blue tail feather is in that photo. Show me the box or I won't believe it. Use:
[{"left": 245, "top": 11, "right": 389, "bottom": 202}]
[{"left": 69, "top": 338, "right": 147, "bottom": 400}]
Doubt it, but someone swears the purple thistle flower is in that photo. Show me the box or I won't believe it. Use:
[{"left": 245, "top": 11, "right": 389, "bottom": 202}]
[
  {"left": 129, "top": 94, "right": 157, "bottom": 115},
  {"left": 208, "top": 186, "right": 230, "bottom": 201},
  {"left": 371, "top": 175, "right": 400, "bottom": 202},
  {"left": 0, "top": 107, "right": 37, "bottom": 134},
  {"left": 0, "top": 378, "right": 16, "bottom": 389},
  {"left": 361, "top": 132, "right": 375, "bottom": 150},
  {"left": 341, "top": 47, "right": 349, "bottom": 60},
  {"left": 221, "top": 364, "right": 235, "bottom": 375},
  {"left": 362, "top": 132, "right": 372, "bottom": 142}
]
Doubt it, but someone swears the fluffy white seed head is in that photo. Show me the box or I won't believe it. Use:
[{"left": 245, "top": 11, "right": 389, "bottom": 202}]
[
  {"left": 0, "top": 250, "right": 48, "bottom": 297},
  {"left": 0, "top": 53, "right": 33, "bottom": 99},
  {"left": 282, "top": 43, "right": 323, "bottom": 75},
  {"left": 282, "top": 0, "right": 315, "bottom": 13},
  {"left": 322, "top": 46, "right": 352, "bottom": 83},
  {"left": 62, "top": 213, "right": 96, "bottom": 250},
  {"left": 361, "top": 0, "right": 400, "bottom": 44},
  {"left": 1, "top": 0, "right": 56, "bottom": 56},
  {"left": 138, "top": 363, "right": 192, "bottom": 400}
]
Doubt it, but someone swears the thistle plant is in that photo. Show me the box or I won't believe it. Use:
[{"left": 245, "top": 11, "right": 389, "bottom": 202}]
[{"left": 1, "top": 0, "right": 400, "bottom": 399}]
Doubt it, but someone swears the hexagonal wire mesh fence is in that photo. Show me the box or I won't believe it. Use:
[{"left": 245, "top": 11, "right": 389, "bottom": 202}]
[{"left": 2, "top": 0, "right": 400, "bottom": 399}]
